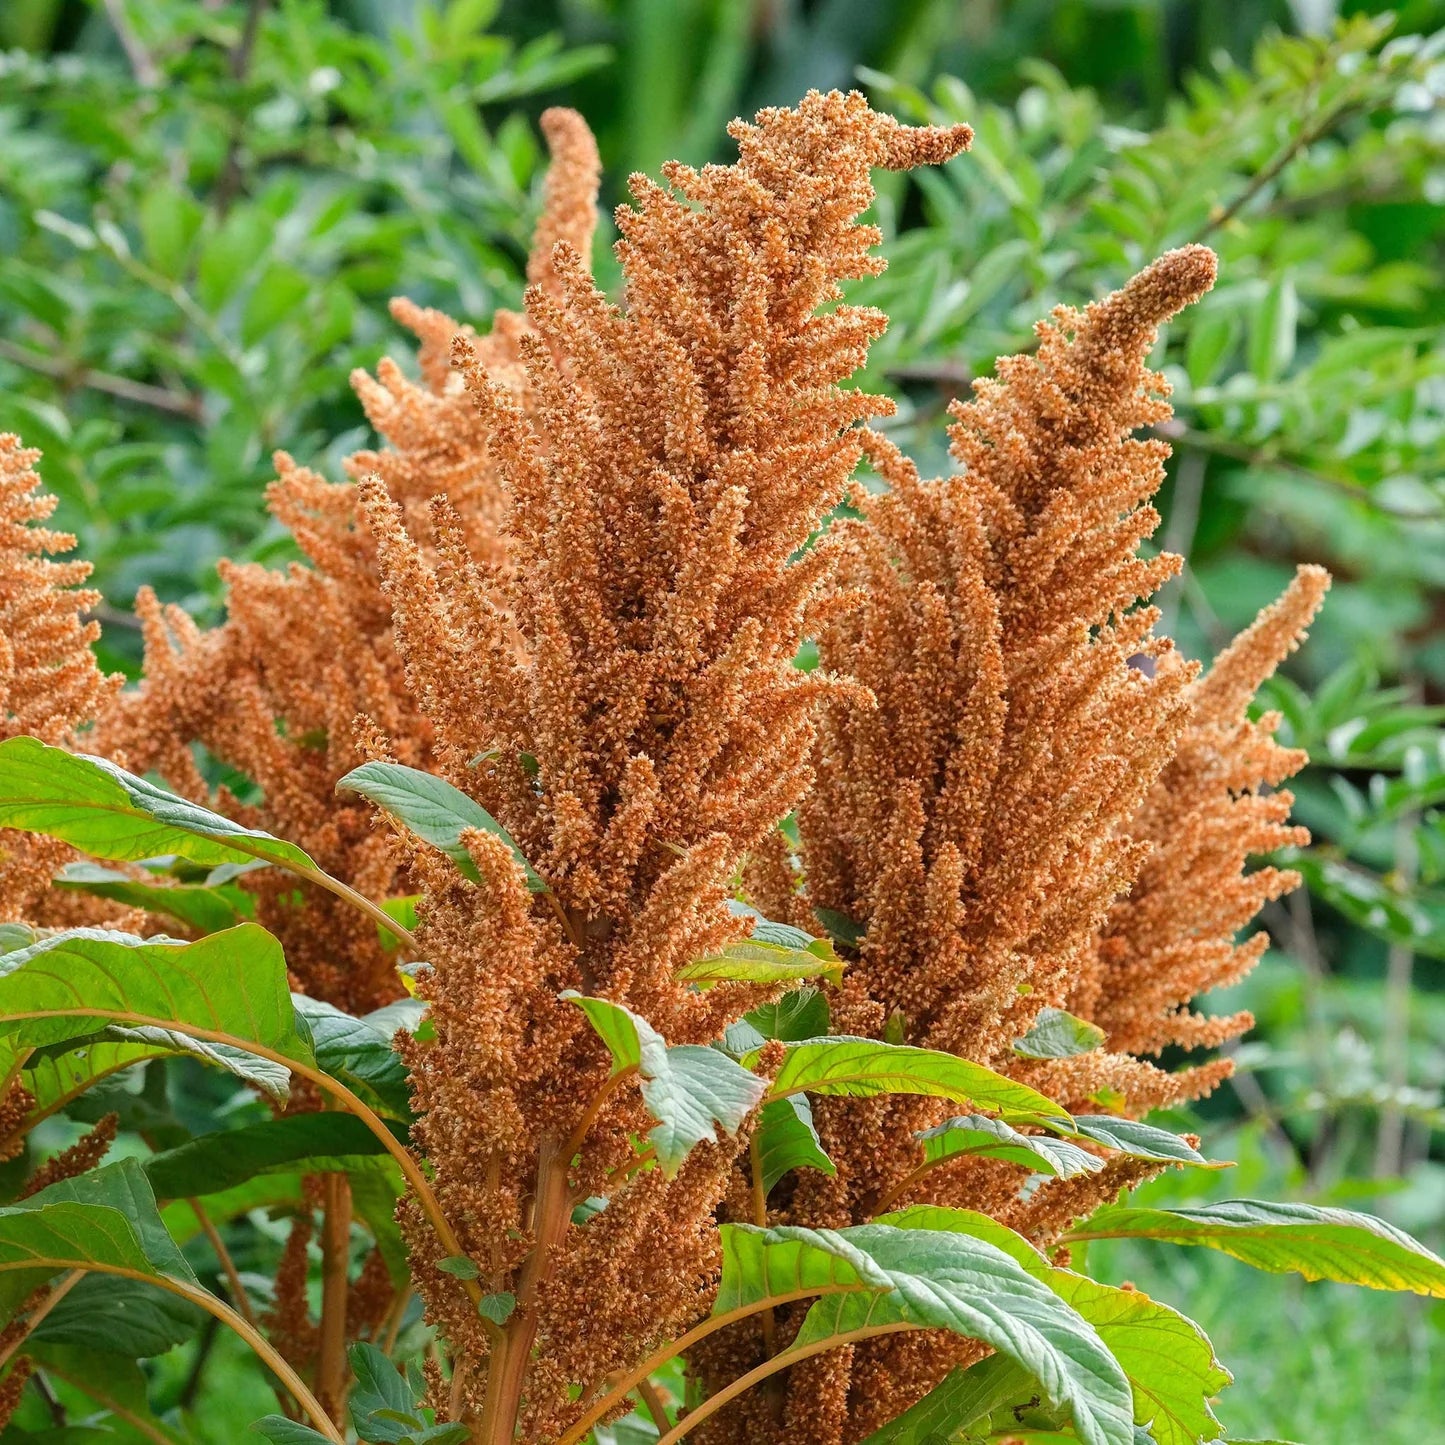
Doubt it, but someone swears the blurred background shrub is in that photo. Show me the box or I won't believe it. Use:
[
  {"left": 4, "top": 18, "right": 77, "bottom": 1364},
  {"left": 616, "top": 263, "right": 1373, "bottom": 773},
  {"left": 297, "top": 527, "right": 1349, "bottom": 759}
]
[{"left": 0, "top": 2, "right": 1441, "bottom": 1441}]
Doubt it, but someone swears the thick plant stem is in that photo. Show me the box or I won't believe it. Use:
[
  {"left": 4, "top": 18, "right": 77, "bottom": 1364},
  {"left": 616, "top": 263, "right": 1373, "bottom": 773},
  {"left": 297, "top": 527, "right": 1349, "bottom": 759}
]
[
  {"left": 482, "top": 1138, "right": 573, "bottom": 1445},
  {"left": 316, "top": 1172, "right": 353, "bottom": 1417}
]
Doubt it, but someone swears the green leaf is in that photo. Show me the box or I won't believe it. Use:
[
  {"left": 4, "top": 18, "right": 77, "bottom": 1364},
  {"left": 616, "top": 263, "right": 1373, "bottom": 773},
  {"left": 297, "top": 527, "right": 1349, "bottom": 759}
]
[
  {"left": 1184, "top": 310, "right": 1237, "bottom": 388},
  {"left": 751, "top": 1036, "right": 1070, "bottom": 1127},
  {"left": 0, "top": 925, "right": 313, "bottom": 1098},
  {"left": 337, "top": 761, "right": 546, "bottom": 892},
  {"left": 1248, "top": 274, "right": 1298, "bottom": 382},
  {"left": 253, "top": 1420, "right": 332, "bottom": 1444},
  {"left": 859, "top": 1354, "right": 1032, "bottom": 1444},
  {"left": 716, "top": 1220, "right": 1134, "bottom": 1445},
  {"left": 0, "top": 737, "right": 319, "bottom": 874},
  {"left": 1012, "top": 1008, "right": 1107, "bottom": 1059},
  {"left": 678, "top": 932, "right": 843, "bottom": 989},
  {"left": 754, "top": 1094, "right": 835, "bottom": 1193},
  {"left": 31, "top": 1274, "right": 202, "bottom": 1358},
  {"left": 143, "top": 1113, "right": 396, "bottom": 1199},
  {"left": 813, "top": 907, "right": 865, "bottom": 949},
  {"left": 917, "top": 1115, "right": 1105, "bottom": 1179},
  {"left": 436, "top": 1256, "right": 481, "bottom": 1280},
  {"left": 349, "top": 1341, "right": 420, "bottom": 1440},
  {"left": 28, "top": 1342, "right": 185, "bottom": 1442},
  {"left": 0, "top": 1159, "right": 200, "bottom": 1318},
  {"left": 294, "top": 996, "right": 418, "bottom": 1121},
  {"left": 1068, "top": 1116, "right": 1216, "bottom": 1168},
  {"left": 563, "top": 993, "right": 766, "bottom": 1175},
  {"left": 1065, "top": 1199, "right": 1445, "bottom": 1296},
  {"left": 478, "top": 1291, "right": 516, "bottom": 1325},
  {"left": 54, "top": 861, "right": 254, "bottom": 934},
  {"left": 882, "top": 1207, "right": 1229, "bottom": 1445}
]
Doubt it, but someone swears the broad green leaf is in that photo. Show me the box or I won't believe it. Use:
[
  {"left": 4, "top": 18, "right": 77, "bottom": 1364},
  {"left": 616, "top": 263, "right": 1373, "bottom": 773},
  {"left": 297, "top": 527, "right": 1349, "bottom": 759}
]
[
  {"left": 716, "top": 1220, "right": 1134, "bottom": 1445},
  {"left": 678, "top": 934, "right": 843, "bottom": 989},
  {"left": 813, "top": 907, "right": 865, "bottom": 949},
  {"left": 1069, "top": 1116, "right": 1216, "bottom": 1169},
  {"left": 918, "top": 1115, "right": 1104, "bottom": 1179},
  {"left": 723, "top": 988, "right": 830, "bottom": 1056},
  {"left": 859, "top": 1354, "right": 1032, "bottom": 1444},
  {"left": 0, "top": 926, "right": 313, "bottom": 1099},
  {"left": 53, "top": 860, "right": 254, "bottom": 935},
  {"left": 1065, "top": 1199, "right": 1445, "bottom": 1296},
  {"left": 1248, "top": 273, "right": 1298, "bottom": 382},
  {"left": 12, "top": 1025, "right": 292, "bottom": 1120},
  {"left": 293, "top": 995, "right": 418, "bottom": 1121},
  {"left": 880, "top": 1207, "right": 1229, "bottom": 1445},
  {"left": 144, "top": 1113, "right": 397, "bottom": 1199},
  {"left": 0, "top": 737, "right": 318, "bottom": 874},
  {"left": 253, "top": 1421, "right": 332, "bottom": 1444},
  {"left": 1013, "top": 1007, "right": 1106, "bottom": 1059},
  {"left": 30, "top": 1274, "right": 203, "bottom": 1357},
  {"left": 751, "top": 1036, "right": 1070, "bottom": 1127},
  {"left": 337, "top": 761, "right": 546, "bottom": 892},
  {"left": 29, "top": 1342, "right": 185, "bottom": 1441},
  {"left": 563, "top": 993, "right": 766, "bottom": 1175},
  {"left": 0, "top": 1159, "right": 200, "bottom": 1318},
  {"left": 755, "top": 1094, "right": 836, "bottom": 1193},
  {"left": 478, "top": 1291, "right": 516, "bottom": 1325}
]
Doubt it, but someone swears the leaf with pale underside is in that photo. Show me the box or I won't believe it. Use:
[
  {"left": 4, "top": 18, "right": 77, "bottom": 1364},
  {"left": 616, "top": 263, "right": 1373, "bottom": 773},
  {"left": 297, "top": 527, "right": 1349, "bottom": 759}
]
[
  {"left": 563, "top": 992, "right": 766, "bottom": 1175},
  {"left": 878, "top": 1207, "right": 1230, "bottom": 1445},
  {"left": 1064, "top": 1199, "right": 1445, "bottom": 1296},
  {"left": 918, "top": 1115, "right": 1105, "bottom": 1179},
  {"left": 1068, "top": 1116, "right": 1216, "bottom": 1168},
  {"left": 337, "top": 760, "right": 546, "bottom": 892},
  {"left": 716, "top": 1219, "right": 1135, "bottom": 1445},
  {"left": 747, "top": 1035, "right": 1070, "bottom": 1127}
]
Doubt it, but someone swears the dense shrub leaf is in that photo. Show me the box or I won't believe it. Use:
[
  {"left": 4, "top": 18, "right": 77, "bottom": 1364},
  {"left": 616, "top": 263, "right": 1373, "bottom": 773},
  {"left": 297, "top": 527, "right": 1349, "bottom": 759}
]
[
  {"left": 1013, "top": 1007, "right": 1107, "bottom": 1059},
  {"left": 337, "top": 761, "right": 546, "bottom": 892},
  {"left": 0, "top": 737, "right": 317, "bottom": 873},
  {"left": 678, "top": 936, "right": 843, "bottom": 988},
  {"left": 717, "top": 1220, "right": 1135, "bottom": 1445},
  {"left": 1064, "top": 1199, "right": 1445, "bottom": 1295},
  {"left": 749, "top": 1036, "right": 1071, "bottom": 1127},
  {"left": 564, "top": 993, "right": 767, "bottom": 1174},
  {"left": 30, "top": 1274, "right": 203, "bottom": 1357},
  {"left": 293, "top": 995, "right": 420, "bottom": 1121}
]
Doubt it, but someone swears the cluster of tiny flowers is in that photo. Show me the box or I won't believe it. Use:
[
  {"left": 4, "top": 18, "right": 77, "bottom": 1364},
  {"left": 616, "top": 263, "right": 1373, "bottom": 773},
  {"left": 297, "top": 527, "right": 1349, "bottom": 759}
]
[{"left": 0, "top": 92, "right": 1329, "bottom": 1445}]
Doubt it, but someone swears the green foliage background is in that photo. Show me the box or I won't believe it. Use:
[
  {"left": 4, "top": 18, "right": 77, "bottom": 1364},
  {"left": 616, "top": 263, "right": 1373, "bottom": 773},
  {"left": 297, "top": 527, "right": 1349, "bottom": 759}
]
[{"left": 0, "top": 1, "right": 1442, "bottom": 1440}]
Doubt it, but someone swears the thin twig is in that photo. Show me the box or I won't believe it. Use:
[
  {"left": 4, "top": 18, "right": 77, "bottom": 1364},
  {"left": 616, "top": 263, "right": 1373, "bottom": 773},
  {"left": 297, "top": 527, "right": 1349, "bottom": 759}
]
[
  {"left": 1157, "top": 423, "right": 1443, "bottom": 520},
  {"left": 1375, "top": 805, "right": 1418, "bottom": 1177},
  {"left": 101, "top": 0, "right": 160, "bottom": 86},
  {"left": 214, "top": 0, "right": 271, "bottom": 214},
  {"left": 188, "top": 1198, "right": 258, "bottom": 1329},
  {"left": 0, "top": 339, "right": 203, "bottom": 420}
]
